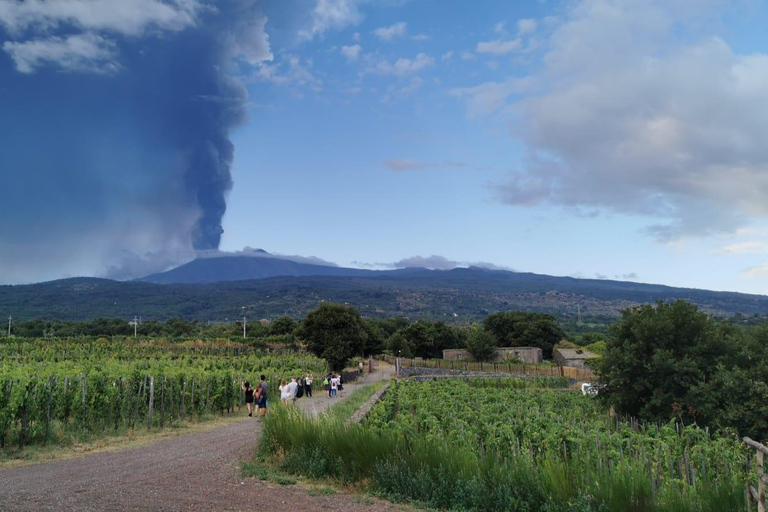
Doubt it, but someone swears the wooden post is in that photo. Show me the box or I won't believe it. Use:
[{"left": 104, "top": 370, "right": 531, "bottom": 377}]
[
  {"left": 147, "top": 377, "right": 155, "bottom": 430},
  {"left": 45, "top": 376, "right": 54, "bottom": 441},
  {"left": 81, "top": 375, "right": 87, "bottom": 426},
  {"left": 180, "top": 380, "right": 186, "bottom": 421},
  {"left": 758, "top": 450, "right": 765, "bottom": 512},
  {"left": 190, "top": 378, "right": 196, "bottom": 417},
  {"left": 160, "top": 377, "right": 166, "bottom": 429}
]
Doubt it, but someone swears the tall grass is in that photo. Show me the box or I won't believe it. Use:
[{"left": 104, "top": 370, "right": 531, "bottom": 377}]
[{"left": 259, "top": 388, "right": 745, "bottom": 511}]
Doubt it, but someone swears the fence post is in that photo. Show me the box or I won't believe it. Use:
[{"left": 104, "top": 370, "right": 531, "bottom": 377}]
[
  {"left": 147, "top": 377, "right": 155, "bottom": 429},
  {"left": 180, "top": 380, "right": 187, "bottom": 421},
  {"left": 759, "top": 450, "right": 765, "bottom": 512},
  {"left": 160, "top": 377, "right": 166, "bottom": 429},
  {"left": 81, "top": 375, "right": 87, "bottom": 426}
]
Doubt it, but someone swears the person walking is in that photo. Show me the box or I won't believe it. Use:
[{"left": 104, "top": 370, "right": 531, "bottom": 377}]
[
  {"left": 279, "top": 379, "right": 290, "bottom": 404},
  {"left": 323, "top": 374, "right": 330, "bottom": 398},
  {"left": 256, "top": 374, "right": 268, "bottom": 417},
  {"left": 242, "top": 381, "right": 255, "bottom": 417},
  {"left": 305, "top": 373, "right": 313, "bottom": 398},
  {"left": 287, "top": 377, "right": 299, "bottom": 405},
  {"left": 330, "top": 373, "right": 339, "bottom": 398}
]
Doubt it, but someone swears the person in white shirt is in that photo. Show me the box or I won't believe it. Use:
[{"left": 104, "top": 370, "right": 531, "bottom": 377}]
[
  {"left": 330, "top": 375, "right": 339, "bottom": 398},
  {"left": 287, "top": 377, "right": 299, "bottom": 404},
  {"left": 279, "top": 379, "right": 290, "bottom": 403},
  {"left": 305, "top": 373, "right": 314, "bottom": 398}
]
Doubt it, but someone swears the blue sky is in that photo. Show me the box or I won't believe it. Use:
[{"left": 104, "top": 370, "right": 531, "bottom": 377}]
[{"left": 3, "top": 0, "right": 768, "bottom": 295}]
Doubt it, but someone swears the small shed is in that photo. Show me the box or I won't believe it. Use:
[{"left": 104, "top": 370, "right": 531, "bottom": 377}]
[{"left": 553, "top": 348, "right": 599, "bottom": 369}]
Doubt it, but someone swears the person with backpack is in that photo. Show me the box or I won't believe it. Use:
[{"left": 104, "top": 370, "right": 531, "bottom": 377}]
[{"left": 323, "top": 374, "right": 330, "bottom": 398}]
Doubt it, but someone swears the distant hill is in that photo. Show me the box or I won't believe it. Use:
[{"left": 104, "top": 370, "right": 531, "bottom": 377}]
[
  {"left": 2, "top": 266, "right": 768, "bottom": 325},
  {"left": 139, "top": 256, "right": 378, "bottom": 284}
]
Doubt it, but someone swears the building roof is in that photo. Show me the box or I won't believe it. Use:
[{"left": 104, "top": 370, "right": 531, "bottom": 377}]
[{"left": 554, "top": 348, "right": 599, "bottom": 360}]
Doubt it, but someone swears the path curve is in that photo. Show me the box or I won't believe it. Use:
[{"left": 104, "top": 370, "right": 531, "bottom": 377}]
[{"left": 0, "top": 364, "right": 400, "bottom": 512}]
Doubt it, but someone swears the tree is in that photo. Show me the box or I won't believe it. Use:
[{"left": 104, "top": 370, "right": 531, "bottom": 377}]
[
  {"left": 483, "top": 312, "right": 566, "bottom": 358},
  {"left": 269, "top": 316, "right": 298, "bottom": 336},
  {"left": 465, "top": 325, "right": 497, "bottom": 362},
  {"left": 593, "top": 300, "right": 768, "bottom": 438},
  {"left": 294, "top": 303, "right": 364, "bottom": 370}
]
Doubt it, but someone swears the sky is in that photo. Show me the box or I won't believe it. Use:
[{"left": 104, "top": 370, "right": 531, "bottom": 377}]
[{"left": 3, "top": 0, "right": 768, "bottom": 294}]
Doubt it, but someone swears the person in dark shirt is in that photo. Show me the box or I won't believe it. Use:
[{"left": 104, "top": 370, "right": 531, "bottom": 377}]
[
  {"left": 242, "top": 381, "right": 254, "bottom": 417},
  {"left": 256, "top": 374, "right": 268, "bottom": 417}
]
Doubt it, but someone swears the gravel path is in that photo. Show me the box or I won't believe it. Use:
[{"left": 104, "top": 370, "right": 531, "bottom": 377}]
[{"left": 0, "top": 364, "right": 403, "bottom": 512}]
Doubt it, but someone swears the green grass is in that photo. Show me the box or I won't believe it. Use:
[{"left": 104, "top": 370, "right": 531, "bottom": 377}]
[
  {"left": 319, "top": 380, "right": 387, "bottom": 423},
  {"left": 257, "top": 380, "right": 747, "bottom": 512}
]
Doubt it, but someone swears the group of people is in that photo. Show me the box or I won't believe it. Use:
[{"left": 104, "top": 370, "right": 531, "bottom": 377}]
[
  {"left": 278, "top": 373, "right": 315, "bottom": 404},
  {"left": 242, "top": 371, "right": 348, "bottom": 415},
  {"left": 241, "top": 375, "right": 268, "bottom": 418},
  {"left": 323, "top": 373, "right": 343, "bottom": 398}
]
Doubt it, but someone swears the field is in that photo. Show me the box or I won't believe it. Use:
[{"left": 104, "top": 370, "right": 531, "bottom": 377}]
[
  {"left": 262, "top": 378, "right": 749, "bottom": 512},
  {"left": 0, "top": 339, "right": 327, "bottom": 451}
]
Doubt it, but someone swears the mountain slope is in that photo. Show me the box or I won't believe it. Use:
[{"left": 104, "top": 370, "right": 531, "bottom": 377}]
[
  {"left": 139, "top": 256, "right": 377, "bottom": 284},
  {"left": 2, "top": 267, "right": 767, "bottom": 323}
]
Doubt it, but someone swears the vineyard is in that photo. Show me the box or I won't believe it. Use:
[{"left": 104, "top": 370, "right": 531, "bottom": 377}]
[
  {"left": 262, "top": 378, "right": 751, "bottom": 512},
  {"left": 0, "top": 339, "right": 327, "bottom": 451}
]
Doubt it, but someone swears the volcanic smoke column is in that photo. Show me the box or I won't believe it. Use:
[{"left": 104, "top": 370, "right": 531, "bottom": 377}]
[{"left": 0, "top": 0, "right": 272, "bottom": 281}]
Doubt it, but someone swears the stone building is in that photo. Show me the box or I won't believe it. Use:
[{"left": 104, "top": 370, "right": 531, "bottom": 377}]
[
  {"left": 553, "top": 348, "right": 599, "bottom": 369},
  {"left": 442, "top": 347, "right": 543, "bottom": 364}
]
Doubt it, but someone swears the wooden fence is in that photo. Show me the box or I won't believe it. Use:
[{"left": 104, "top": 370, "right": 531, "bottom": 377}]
[
  {"left": 377, "top": 355, "right": 595, "bottom": 382},
  {"left": 745, "top": 437, "right": 768, "bottom": 512}
]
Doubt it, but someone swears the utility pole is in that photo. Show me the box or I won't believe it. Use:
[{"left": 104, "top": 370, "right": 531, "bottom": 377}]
[
  {"left": 7, "top": 315, "right": 11, "bottom": 337},
  {"left": 129, "top": 316, "right": 138, "bottom": 338},
  {"left": 241, "top": 307, "right": 247, "bottom": 339}
]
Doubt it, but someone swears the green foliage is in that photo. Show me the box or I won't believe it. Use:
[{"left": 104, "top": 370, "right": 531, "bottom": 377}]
[
  {"left": 484, "top": 311, "right": 566, "bottom": 357},
  {"left": 464, "top": 324, "right": 497, "bottom": 362},
  {"left": 261, "top": 380, "right": 746, "bottom": 512},
  {"left": 0, "top": 339, "right": 327, "bottom": 450},
  {"left": 598, "top": 300, "right": 768, "bottom": 439},
  {"left": 295, "top": 303, "right": 365, "bottom": 370},
  {"left": 269, "top": 316, "right": 298, "bottom": 336}
]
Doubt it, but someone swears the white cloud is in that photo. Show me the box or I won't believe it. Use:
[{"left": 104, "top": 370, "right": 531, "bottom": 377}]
[
  {"left": 411, "top": 34, "right": 429, "bottom": 41},
  {"left": 0, "top": 0, "right": 273, "bottom": 74},
  {"left": 441, "top": 50, "right": 453, "bottom": 61},
  {"left": 353, "top": 32, "right": 361, "bottom": 42},
  {"left": 388, "top": 255, "right": 513, "bottom": 271},
  {"left": 383, "top": 158, "right": 466, "bottom": 171},
  {"left": 460, "top": 50, "right": 475, "bottom": 60},
  {"left": 301, "top": 0, "right": 365, "bottom": 41},
  {"left": 3, "top": 33, "right": 119, "bottom": 74},
  {"left": 255, "top": 56, "right": 320, "bottom": 89},
  {"left": 517, "top": 18, "right": 537, "bottom": 35},
  {"left": 224, "top": 15, "right": 273, "bottom": 65},
  {"left": 494, "top": 22, "right": 506, "bottom": 34},
  {"left": 476, "top": 38, "right": 522, "bottom": 56},
  {"left": 0, "top": 0, "right": 202, "bottom": 37},
  {"left": 340, "top": 44, "right": 362, "bottom": 61},
  {"left": 368, "top": 52, "right": 434, "bottom": 76},
  {"left": 719, "top": 242, "right": 768, "bottom": 255},
  {"left": 450, "top": 77, "right": 535, "bottom": 117},
  {"left": 382, "top": 76, "right": 423, "bottom": 102},
  {"left": 373, "top": 21, "right": 406, "bottom": 41},
  {"left": 456, "top": 0, "right": 768, "bottom": 242}
]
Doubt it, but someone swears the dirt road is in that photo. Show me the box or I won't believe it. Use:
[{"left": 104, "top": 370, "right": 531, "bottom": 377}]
[{"left": 0, "top": 365, "right": 400, "bottom": 512}]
